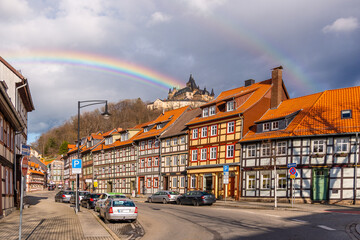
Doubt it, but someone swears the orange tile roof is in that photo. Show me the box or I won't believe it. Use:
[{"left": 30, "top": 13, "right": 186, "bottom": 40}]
[
  {"left": 133, "top": 106, "right": 189, "bottom": 141},
  {"left": 187, "top": 80, "right": 272, "bottom": 125},
  {"left": 242, "top": 86, "right": 360, "bottom": 141},
  {"left": 28, "top": 169, "right": 44, "bottom": 175}
]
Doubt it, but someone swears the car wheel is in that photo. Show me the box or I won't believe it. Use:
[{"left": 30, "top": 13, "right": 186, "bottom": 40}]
[
  {"left": 87, "top": 203, "right": 90, "bottom": 209},
  {"left": 193, "top": 200, "right": 199, "bottom": 206},
  {"left": 163, "top": 198, "right": 167, "bottom": 204},
  {"left": 176, "top": 199, "right": 182, "bottom": 205},
  {"left": 148, "top": 198, "right": 152, "bottom": 203},
  {"left": 104, "top": 214, "right": 110, "bottom": 224}
]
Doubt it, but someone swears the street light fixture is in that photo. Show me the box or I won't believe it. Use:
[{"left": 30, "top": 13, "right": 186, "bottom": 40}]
[{"left": 76, "top": 100, "right": 110, "bottom": 213}]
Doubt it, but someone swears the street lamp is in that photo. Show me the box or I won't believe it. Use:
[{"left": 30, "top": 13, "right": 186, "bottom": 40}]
[{"left": 76, "top": 100, "right": 110, "bottom": 213}]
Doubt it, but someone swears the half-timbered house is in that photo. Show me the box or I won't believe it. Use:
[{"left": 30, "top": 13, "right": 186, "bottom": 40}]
[
  {"left": 240, "top": 86, "right": 360, "bottom": 204},
  {"left": 186, "top": 67, "right": 289, "bottom": 199}
]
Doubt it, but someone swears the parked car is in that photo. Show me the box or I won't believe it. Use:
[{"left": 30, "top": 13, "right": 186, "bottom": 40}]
[
  {"left": 80, "top": 193, "right": 102, "bottom": 209},
  {"left": 57, "top": 184, "right": 63, "bottom": 190},
  {"left": 147, "top": 191, "right": 181, "bottom": 204},
  {"left": 55, "top": 190, "right": 75, "bottom": 203},
  {"left": 48, "top": 185, "right": 55, "bottom": 191},
  {"left": 176, "top": 191, "right": 216, "bottom": 206},
  {"left": 95, "top": 193, "right": 127, "bottom": 212},
  {"left": 99, "top": 198, "right": 137, "bottom": 223},
  {"left": 70, "top": 191, "right": 90, "bottom": 204}
]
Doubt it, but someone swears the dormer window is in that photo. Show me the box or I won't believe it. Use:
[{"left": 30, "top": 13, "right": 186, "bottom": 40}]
[
  {"left": 121, "top": 133, "right": 129, "bottom": 141},
  {"left": 203, "top": 108, "right": 209, "bottom": 117},
  {"left": 144, "top": 127, "right": 150, "bottom": 132},
  {"left": 263, "top": 123, "right": 270, "bottom": 132},
  {"left": 341, "top": 110, "right": 352, "bottom": 119},
  {"left": 105, "top": 137, "right": 113, "bottom": 145},
  {"left": 209, "top": 106, "right": 216, "bottom": 116},
  {"left": 227, "top": 101, "right": 235, "bottom": 112},
  {"left": 272, "top": 121, "right": 279, "bottom": 130}
]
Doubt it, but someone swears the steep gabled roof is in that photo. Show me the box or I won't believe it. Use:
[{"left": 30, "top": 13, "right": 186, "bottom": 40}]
[{"left": 242, "top": 86, "right": 360, "bottom": 141}]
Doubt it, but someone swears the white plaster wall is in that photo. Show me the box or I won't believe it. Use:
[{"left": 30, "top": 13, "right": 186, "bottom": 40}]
[
  {"left": 260, "top": 190, "right": 271, "bottom": 197},
  {"left": 343, "top": 168, "right": 354, "bottom": 177},
  {"left": 302, "top": 190, "right": 311, "bottom": 197},
  {"left": 330, "top": 179, "right": 341, "bottom": 188},
  {"left": 343, "top": 190, "right": 353, "bottom": 199},
  {"left": 343, "top": 179, "right": 354, "bottom": 188}
]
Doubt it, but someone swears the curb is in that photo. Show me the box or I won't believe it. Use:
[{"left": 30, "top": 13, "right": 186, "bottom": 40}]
[{"left": 89, "top": 209, "right": 121, "bottom": 240}]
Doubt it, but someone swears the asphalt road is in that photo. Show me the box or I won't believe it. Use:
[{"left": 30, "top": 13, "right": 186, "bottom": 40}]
[{"left": 136, "top": 201, "right": 358, "bottom": 240}]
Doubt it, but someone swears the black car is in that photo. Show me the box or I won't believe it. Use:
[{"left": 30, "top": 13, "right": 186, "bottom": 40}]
[
  {"left": 176, "top": 191, "right": 216, "bottom": 206},
  {"left": 80, "top": 193, "right": 102, "bottom": 209},
  {"left": 48, "top": 185, "right": 55, "bottom": 191}
]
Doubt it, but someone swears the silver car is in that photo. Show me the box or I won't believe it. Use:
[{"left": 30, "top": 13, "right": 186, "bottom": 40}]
[
  {"left": 55, "top": 190, "right": 75, "bottom": 203},
  {"left": 70, "top": 191, "right": 90, "bottom": 204},
  {"left": 95, "top": 193, "right": 127, "bottom": 212},
  {"left": 100, "top": 198, "right": 137, "bottom": 223},
  {"left": 147, "top": 191, "right": 180, "bottom": 204}
]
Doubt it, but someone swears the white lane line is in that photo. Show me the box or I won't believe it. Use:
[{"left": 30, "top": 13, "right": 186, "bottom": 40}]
[
  {"left": 291, "top": 219, "right": 308, "bottom": 224},
  {"left": 318, "top": 225, "right": 336, "bottom": 231},
  {"left": 264, "top": 214, "right": 281, "bottom": 218}
]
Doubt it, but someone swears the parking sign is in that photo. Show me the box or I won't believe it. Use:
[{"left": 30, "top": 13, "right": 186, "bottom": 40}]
[{"left": 72, "top": 159, "right": 82, "bottom": 174}]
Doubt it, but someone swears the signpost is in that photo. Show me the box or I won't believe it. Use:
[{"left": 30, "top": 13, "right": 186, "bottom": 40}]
[
  {"left": 288, "top": 163, "right": 297, "bottom": 208},
  {"left": 223, "top": 165, "right": 229, "bottom": 203},
  {"left": 19, "top": 155, "right": 29, "bottom": 240},
  {"left": 72, "top": 159, "right": 82, "bottom": 212}
]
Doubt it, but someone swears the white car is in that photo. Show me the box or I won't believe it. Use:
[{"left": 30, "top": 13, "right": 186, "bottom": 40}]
[
  {"left": 95, "top": 193, "right": 127, "bottom": 212},
  {"left": 100, "top": 198, "right": 137, "bottom": 223}
]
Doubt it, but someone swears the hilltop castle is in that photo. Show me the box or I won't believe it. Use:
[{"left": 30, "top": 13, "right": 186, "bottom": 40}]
[{"left": 147, "top": 74, "right": 215, "bottom": 110}]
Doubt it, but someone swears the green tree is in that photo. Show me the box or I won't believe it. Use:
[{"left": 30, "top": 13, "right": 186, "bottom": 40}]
[{"left": 59, "top": 141, "right": 70, "bottom": 155}]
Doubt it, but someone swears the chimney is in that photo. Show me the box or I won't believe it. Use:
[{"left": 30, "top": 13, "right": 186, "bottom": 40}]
[
  {"left": 244, "top": 79, "right": 255, "bottom": 87},
  {"left": 270, "top": 66, "right": 283, "bottom": 109}
]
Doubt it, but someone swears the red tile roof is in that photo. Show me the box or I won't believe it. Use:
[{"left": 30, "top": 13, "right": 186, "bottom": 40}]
[{"left": 242, "top": 86, "right": 360, "bottom": 141}]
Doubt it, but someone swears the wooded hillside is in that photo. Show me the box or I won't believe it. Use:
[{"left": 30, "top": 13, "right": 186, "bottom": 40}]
[{"left": 33, "top": 98, "right": 162, "bottom": 158}]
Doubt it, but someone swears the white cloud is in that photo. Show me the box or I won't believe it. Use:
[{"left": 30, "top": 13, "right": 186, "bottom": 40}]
[
  {"left": 147, "top": 12, "right": 172, "bottom": 26},
  {"left": 322, "top": 17, "right": 359, "bottom": 33},
  {"left": 183, "top": 0, "right": 227, "bottom": 15},
  {"left": 0, "top": 0, "right": 32, "bottom": 20}
]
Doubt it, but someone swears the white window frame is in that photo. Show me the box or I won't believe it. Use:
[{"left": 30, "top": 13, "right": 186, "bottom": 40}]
[
  {"left": 263, "top": 123, "right": 270, "bottom": 132},
  {"left": 261, "top": 143, "right": 271, "bottom": 157},
  {"left": 191, "top": 175, "right": 196, "bottom": 188},
  {"left": 180, "top": 176, "right": 185, "bottom": 188},
  {"left": 153, "top": 178, "right": 159, "bottom": 188},
  {"left": 247, "top": 145, "right": 256, "bottom": 157},
  {"left": 201, "top": 127, "right": 207, "bottom": 138},
  {"left": 191, "top": 149, "right": 198, "bottom": 162},
  {"left": 140, "top": 141, "right": 145, "bottom": 150},
  {"left": 261, "top": 173, "right": 270, "bottom": 189},
  {"left": 312, "top": 139, "right": 325, "bottom": 154},
  {"left": 276, "top": 141, "right": 287, "bottom": 155},
  {"left": 172, "top": 177, "right": 178, "bottom": 188},
  {"left": 173, "top": 155, "right": 179, "bottom": 166},
  {"left": 210, "top": 125, "right": 217, "bottom": 136},
  {"left": 247, "top": 174, "right": 255, "bottom": 190},
  {"left": 180, "top": 136, "right": 185, "bottom": 144},
  {"left": 203, "top": 107, "right": 209, "bottom": 117},
  {"left": 226, "top": 145, "right": 234, "bottom": 158},
  {"left": 173, "top": 137, "right": 178, "bottom": 145},
  {"left": 227, "top": 121, "right": 235, "bottom": 133},
  {"left": 201, "top": 148, "right": 207, "bottom": 160},
  {"left": 278, "top": 173, "right": 287, "bottom": 189},
  {"left": 165, "top": 156, "right": 171, "bottom": 166},
  {"left": 192, "top": 129, "right": 198, "bottom": 139},
  {"left": 335, "top": 138, "right": 349, "bottom": 153},
  {"left": 272, "top": 121, "right": 279, "bottom": 130},
  {"left": 209, "top": 106, "right": 216, "bottom": 116},
  {"left": 153, "top": 157, "right": 159, "bottom": 166},
  {"left": 180, "top": 155, "right": 186, "bottom": 165},
  {"left": 227, "top": 101, "right": 235, "bottom": 111},
  {"left": 166, "top": 139, "right": 170, "bottom": 146},
  {"left": 210, "top": 147, "right": 217, "bottom": 159}
]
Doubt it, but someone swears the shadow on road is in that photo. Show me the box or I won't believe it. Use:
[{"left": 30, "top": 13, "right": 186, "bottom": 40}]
[{"left": 24, "top": 195, "right": 47, "bottom": 206}]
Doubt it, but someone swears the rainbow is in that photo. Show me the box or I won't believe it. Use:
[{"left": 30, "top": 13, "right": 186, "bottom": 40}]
[
  {"left": 199, "top": 15, "right": 319, "bottom": 94},
  {"left": 4, "top": 50, "right": 184, "bottom": 90}
]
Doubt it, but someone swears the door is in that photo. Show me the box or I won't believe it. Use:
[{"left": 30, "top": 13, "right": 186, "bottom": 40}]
[
  {"left": 228, "top": 177, "right": 235, "bottom": 197},
  {"left": 164, "top": 176, "right": 169, "bottom": 190},
  {"left": 205, "top": 176, "right": 212, "bottom": 192},
  {"left": 139, "top": 177, "right": 145, "bottom": 194},
  {"left": 312, "top": 168, "right": 329, "bottom": 201}
]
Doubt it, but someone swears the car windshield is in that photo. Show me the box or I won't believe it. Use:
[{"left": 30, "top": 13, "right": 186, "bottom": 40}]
[
  {"left": 90, "top": 194, "right": 101, "bottom": 198},
  {"left": 168, "top": 191, "right": 180, "bottom": 195},
  {"left": 79, "top": 192, "right": 88, "bottom": 196},
  {"left": 112, "top": 200, "right": 135, "bottom": 207},
  {"left": 201, "top": 192, "right": 211, "bottom": 195},
  {"left": 109, "top": 195, "right": 126, "bottom": 199},
  {"left": 64, "top": 191, "right": 74, "bottom": 195}
]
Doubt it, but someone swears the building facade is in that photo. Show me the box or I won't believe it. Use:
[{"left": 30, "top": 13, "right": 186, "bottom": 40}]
[{"left": 47, "top": 157, "right": 64, "bottom": 188}]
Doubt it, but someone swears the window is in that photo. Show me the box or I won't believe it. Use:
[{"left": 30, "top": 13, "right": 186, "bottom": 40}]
[
  {"left": 247, "top": 174, "right": 255, "bottom": 189},
  {"left": 191, "top": 150, "right": 198, "bottom": 162},
  {"left": 172, "top": 177, "right": 178, "bottom": 188},
  {"left": 144, "top": 127, "right": 149, "bottom": 132},
  {"left": 226, "top": 145, "right": 234, "bottom": 158},
  {"left": 180, "top": 176, "right": 185, "bottom": 188},
  {"left": 192, "top": 129, "right": 198, "bottom": 139},
  {"left": 180, "top": 155, "right": 186, "bottom": 165},
  {"left": 173, "top": 138, "right": 178, "bottom": 145},
  {"left": 276, "top": 142, "right": 287, "bottom": 155},
  {"left": 201, "top": 127, "right": 207, "bottom": 138},
  {"left": 173, "top": 155, "right": 179, "bottom": 165},
  {"left": 263, "top": 123, "right": 270, "bottom": 132},
  {"left": 148, "top": 140, "right": 153, "bottom": 149},
  {"left": 210, "top": 125, "right": 217, "bottom": 136},
  {"left": 122, "top": 179, "right": 126, "bottom": 188},
  {"left": 313, "top": 140, "right": 325, "bottom": 154},
  {"left": 227, "top": 121, "right": 235, "bottom": 133},
  {"left": 227, "top": 101, "right": 235, "bottom": 111},
  {"left": 122, "top": 165, "right": 126, "bottom": 172},
  {"left": 157, "top": 124, "right": 162, "bottom": 129},
  {"left": 209, "top": 106, "right": 216, "bottom": 116},
  {"left": 166, "top": 156, "right": 171, "bottom": 166},
  {"left": 262, "top": 174, "right": 270, "bottom": 189},
  {"left": 210, "top": 147, "right": 217, "bottom": 159},
  {"left": 201, "top": 148, "right": 207, "bottom": 160},
  {"left": 336, "top": 138, "right": 349, "bottom": 153},
  {"left": 272, "top": 121, "right": 279, "bottom": 130},
  {"left": 140, "top": 159, "right": 145, "bottom": 168},
  {"left": 153, "top": 157, "right": 159, "bottom": 166},
  {"left": 191, "top": 175, "right": 196, "bottom": 188},
  {"left": 180, "top": 136, "right": 185, "bottom": 144},
  {"left": 261, "top": 143, "right": 271, "bottom": 156},
  {"left": 247, "top": 145, "right": 256, "bottom": 157},
  {"left": 140, "top": 141, "right": 145, "bottom": 150},
  {"left": 0, "top": 115, "right": 3, "bottom": 141},
  {"left": 153, "top": 178, "right": 158, "bottom": 188},
  {"left": 203, "top": 107, "right": 209, "bottom": 117},
  {"left": 166, "top": 139, "right": 170, "bottom": 146},
  {"left": 131, "top": 164, "right": 135, "bottom": 171},
  {"left": 147, "top": 178, "right": 152, "bottom": 188},
  {"left": 341, "top": 110, "right": 352, "bottom": 119},
  {"left": 278, "top": 173, "right": 286, "bottom": 189},
  {"left": 154, "top": 140, "right": 160, "bottom": 148}
]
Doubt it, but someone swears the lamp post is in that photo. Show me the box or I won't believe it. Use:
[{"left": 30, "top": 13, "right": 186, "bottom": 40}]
[{"left": 76, "top": 100, "right": 110, "bottom": 213}]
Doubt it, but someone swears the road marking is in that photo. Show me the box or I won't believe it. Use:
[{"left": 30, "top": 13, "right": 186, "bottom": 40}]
[
  {"left": 291, "top": 219, "right": 308, "bottom": 224},
  {"left": 318, "top": 225, "right": 335, "bottom": 231},
  {"left": 264, "top": 214, "right": 281, "bottom": 218}
]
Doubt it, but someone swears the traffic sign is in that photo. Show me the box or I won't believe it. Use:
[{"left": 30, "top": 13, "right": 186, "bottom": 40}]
[
  {"left": 287, "top": 163, "right": 297, "bottom": 168},
  {"left": 72, "top": 159, "right": 82, "bottom": 174},
  {"left": 223, "top": 165, "right": 229, "bottom": 173},
  {"left": 290, "top": 174, "right": 296, "bottom": 179},
  {"left": 223, "top": 175, "right": 229, "bottom": 184},
  {"left": 21, "top": 145, "right": 30, "bottom": 156},
  {"left": 21, "top": 156, "right": 28, "bottom": 176},
  {"left": 289, "top": 167, "right": 296, "bottom": 175}
]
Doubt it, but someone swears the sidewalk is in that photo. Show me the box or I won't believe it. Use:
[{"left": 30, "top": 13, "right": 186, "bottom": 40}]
[{"left": 0, "top": 191, "right": 114, "bottom": 240}]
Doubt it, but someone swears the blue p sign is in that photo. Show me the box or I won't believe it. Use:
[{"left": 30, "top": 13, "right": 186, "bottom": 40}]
[{"left": 72, "top": 159, "right": 82, "bottom": 174}]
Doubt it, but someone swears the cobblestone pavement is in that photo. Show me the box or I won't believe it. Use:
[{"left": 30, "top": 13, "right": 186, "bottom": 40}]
[{"left": 0, "top": 191, "right": 114, "bottom": 240}]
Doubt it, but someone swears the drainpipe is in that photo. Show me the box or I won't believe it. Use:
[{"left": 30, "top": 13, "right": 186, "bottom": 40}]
[
  {"left": 132, "top": 142, "right": 138, "bottom": 196},
  {"left": 239, "top": 114, "right": 244, "bottom": 201},
  {"left": 156, "top": 136, "right": 161, "bottom": 192},
  {"left": 355, "top": 133, "right": 358, "bottom": 205}
]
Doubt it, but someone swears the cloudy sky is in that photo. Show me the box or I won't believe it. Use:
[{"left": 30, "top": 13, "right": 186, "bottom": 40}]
[{"left": 0, "top": 0, "right": 359, "bottom": 143}]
